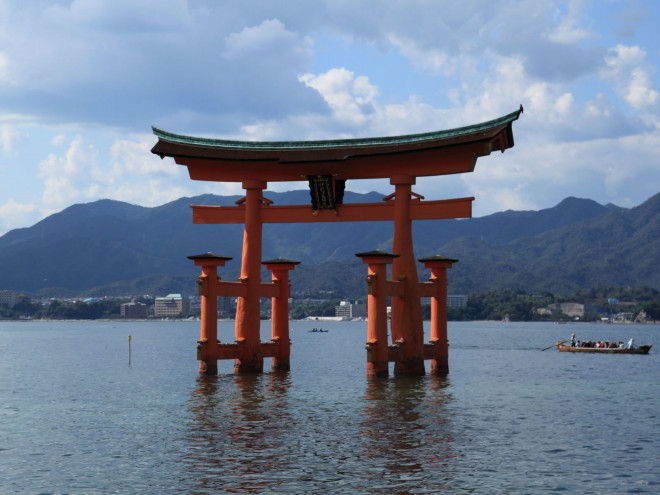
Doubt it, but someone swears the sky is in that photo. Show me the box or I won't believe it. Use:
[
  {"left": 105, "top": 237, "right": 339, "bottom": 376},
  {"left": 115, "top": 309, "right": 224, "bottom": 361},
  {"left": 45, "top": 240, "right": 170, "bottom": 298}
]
[{"left": 0, "top": 0, "right": 659, "bottom": 236}]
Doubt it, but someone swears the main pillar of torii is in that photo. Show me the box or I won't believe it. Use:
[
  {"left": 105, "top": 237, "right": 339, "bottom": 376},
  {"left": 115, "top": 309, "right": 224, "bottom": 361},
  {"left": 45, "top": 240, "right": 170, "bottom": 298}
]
[{"left": 151, "top": 106, "right": 522, "bottom": 375}]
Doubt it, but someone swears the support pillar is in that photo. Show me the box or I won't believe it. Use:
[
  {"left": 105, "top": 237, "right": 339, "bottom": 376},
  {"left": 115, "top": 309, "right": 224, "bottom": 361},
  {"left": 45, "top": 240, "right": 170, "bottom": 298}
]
[
  {"left": 188, "top": 253, "right": 232, "bottom": 375},
  {"left": 356, "top": 251, "right": 399, "bottom": 378},
  {"left": 389, "top": 175, "right": 425, "bottom": 376},
  {"left": 262, "top": 258, "right": 300, "bottom": 371},
  {"left": 419, "top": 255, "right": 457, "bottom": 375},
  {"left": 235, "top": 180, "right": 267, "bottom": 373}
]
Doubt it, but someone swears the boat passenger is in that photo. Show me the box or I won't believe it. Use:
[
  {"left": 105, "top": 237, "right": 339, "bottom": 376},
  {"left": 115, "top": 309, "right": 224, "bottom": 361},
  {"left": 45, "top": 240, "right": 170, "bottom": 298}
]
[
  {"left": 618, "top": 341, "right": 624, "bottom": 348},
  {"left": 627, "top": 338, "right": 635, "bottom": 349},
  {"left": 570, "top": 333, "right": 577, "bottom": 347}
]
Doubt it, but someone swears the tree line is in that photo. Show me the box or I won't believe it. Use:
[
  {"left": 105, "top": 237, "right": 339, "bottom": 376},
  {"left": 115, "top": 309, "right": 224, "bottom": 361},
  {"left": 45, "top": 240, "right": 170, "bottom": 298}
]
[
  {"left": 1, "top": 287, "right": 659, "bottom": 322},
  {"left": 446, "top": 287, "right": 660, "bottom": 322},
  {"left": 0, "top": 297, "right": 146, "bottom": 320},
  {"left": 286, "top": 287, "right": 660, "bottom": 322}
]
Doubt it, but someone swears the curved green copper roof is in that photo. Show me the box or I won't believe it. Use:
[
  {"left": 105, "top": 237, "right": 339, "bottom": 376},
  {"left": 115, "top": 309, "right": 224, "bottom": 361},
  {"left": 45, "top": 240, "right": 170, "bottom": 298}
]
[{"left": 152, "top": 106, "right": 522, "bottom": 151}]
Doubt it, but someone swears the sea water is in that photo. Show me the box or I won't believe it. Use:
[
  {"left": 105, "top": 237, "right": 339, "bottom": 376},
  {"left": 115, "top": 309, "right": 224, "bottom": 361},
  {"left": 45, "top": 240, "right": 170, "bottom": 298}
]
[{"left": 1, "top": 320, "right": 659, "bottom": 493}]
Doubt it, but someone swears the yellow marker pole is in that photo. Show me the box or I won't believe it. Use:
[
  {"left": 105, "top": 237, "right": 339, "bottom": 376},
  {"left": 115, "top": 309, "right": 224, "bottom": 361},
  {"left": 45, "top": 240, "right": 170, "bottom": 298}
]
[{"left": 128, "top": 335, "right": 132, "bottom": 366}]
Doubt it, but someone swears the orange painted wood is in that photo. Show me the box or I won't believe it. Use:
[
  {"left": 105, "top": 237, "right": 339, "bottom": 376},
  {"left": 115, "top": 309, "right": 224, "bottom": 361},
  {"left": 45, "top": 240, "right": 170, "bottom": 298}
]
[
  {"left": 176, "top": 142, "right": 487, "bottom": 183},
  {"left": 215, "top": 281, "right": 247, "bottom": 298},
  {"left": 191, "top": 197, "right": 473, "bottom": 224},
  {"left": 390, "top": 182, "right": 425, "bottom": 376},
  {"left": 234, "top": 185, "right": 265, "bottom": 372}
]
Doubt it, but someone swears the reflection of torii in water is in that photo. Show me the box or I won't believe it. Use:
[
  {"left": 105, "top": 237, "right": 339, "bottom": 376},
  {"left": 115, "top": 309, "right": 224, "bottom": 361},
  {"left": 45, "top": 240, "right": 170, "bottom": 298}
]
[{"left": 151, "top": 106, "right": 523, "bottom": 377}]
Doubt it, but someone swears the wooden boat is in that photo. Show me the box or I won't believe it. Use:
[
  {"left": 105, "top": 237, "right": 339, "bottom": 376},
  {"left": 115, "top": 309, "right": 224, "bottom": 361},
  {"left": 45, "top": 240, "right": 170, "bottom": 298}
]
[{"left": 557, "top": 343, "right": 652, "bottom": 354}]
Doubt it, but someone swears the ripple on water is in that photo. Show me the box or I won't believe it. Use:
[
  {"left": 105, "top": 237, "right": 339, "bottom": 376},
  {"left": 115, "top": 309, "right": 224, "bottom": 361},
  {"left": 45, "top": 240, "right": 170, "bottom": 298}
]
[{"left": 2, "top": 321, "right": 660, "bottom": 493}]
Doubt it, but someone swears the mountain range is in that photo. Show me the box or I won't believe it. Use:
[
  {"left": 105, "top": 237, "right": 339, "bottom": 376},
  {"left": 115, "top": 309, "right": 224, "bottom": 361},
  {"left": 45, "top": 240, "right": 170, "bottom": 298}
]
[{"left": 0, "top": 190, "right": 658, "bottom": 297}]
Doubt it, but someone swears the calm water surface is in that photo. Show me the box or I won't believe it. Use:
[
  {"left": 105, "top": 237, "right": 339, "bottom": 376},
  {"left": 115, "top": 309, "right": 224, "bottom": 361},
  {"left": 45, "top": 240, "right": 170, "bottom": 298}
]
[{"left": 1, "top": 320, "right": 659, "bottom": 494}]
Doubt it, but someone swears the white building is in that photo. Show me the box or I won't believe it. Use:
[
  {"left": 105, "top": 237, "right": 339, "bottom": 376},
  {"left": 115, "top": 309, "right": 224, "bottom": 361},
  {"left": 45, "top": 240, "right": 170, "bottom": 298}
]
[
  {"left": 154, "top": 294, "right": 191, "bottom": 318},
  {"left": 334, "top": 300, "right": 367, "bottom": 319}
]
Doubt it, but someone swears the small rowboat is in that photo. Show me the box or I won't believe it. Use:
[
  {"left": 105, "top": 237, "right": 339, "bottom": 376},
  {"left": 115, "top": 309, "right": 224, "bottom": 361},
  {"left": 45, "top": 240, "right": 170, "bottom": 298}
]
[{"left": 557, "top": 343, "right": 652, "bottom": 354}]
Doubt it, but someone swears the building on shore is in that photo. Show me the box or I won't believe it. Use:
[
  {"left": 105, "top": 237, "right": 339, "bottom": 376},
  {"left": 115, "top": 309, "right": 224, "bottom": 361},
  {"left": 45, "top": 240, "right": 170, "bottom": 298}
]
[
  {"left": 447, "top": 294, "right": 468, "bottom": 307},
  {"left": 0, "top": 290, "right": 17, "bottom": 308},
  {"left": 334, "top": 300, "right": 367, "bottom": 319},
  {"left": 121, "top": 300, "right": 148, "bottom": 319},
  {"left": 218, "top": 296, "right": 235, "bottom": 317},
  {"left": 420, "top": 295, "right": 469, "bottom": 307},
  {"left": 154, "top": 294, "right": 190, "bottom": 318}
]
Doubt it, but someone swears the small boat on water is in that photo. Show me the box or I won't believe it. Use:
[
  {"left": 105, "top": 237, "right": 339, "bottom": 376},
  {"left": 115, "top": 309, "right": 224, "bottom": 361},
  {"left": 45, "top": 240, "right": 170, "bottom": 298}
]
[
  {"left": 557, "top": 343, "right": 652, "bottom": 354},
  {"left": 308, "top": 328, "right": 328, "bottom": 333}
]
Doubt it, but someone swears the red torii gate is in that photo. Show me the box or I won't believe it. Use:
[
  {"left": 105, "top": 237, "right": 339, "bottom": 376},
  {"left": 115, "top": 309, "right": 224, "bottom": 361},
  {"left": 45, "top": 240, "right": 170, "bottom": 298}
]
[{"left": 151, "top": 106, "right": 522, "bottom": 377}]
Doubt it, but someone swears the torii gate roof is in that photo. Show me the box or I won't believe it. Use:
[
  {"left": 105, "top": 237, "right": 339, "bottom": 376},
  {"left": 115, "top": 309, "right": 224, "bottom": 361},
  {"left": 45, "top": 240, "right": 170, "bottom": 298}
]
[{"left": 151, "top": 106, "right": 522, "bottom": 183}]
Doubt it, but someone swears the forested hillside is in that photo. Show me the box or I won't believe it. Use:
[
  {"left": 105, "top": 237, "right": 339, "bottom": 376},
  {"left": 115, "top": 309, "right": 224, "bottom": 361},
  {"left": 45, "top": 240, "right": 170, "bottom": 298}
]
[{"left": 0, "top": 191, "right": 657, "bottom": 296}]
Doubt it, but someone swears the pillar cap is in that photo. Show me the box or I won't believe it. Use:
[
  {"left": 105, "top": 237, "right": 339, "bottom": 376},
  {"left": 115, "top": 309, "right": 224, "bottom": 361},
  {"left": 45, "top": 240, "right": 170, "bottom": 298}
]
[
  {"left": 188, "top": 252, "right": 233, "bottom": 261},
  {"left": 262, "top": 257, "right": 301, "bottom": 265},
  {"left": 355, "top": 250, "right": 400, "bottom": 264},
  {"left": 356, "top": 250, "right": 399, "bottom": 258},
  {"left": 188, "top": 252, "right": 233, "bottom": 266},
  {"left": 418, "top": 255, "right": 458, "bottom": 265}
]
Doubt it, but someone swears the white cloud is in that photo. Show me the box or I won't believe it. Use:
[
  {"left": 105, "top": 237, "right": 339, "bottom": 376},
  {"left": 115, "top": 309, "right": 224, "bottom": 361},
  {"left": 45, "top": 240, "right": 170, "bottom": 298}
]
[
  {"left": 38, "top": 135, "right": 101, "bottom": 210},
  {"left": 0, "top": 123, "right": 25, "bottom": 155},
  {"left": 604, "top": 45, "right": 647, "bottom": 75},
  {"left": 299, "top": 68, "right": 379, "bottom": 127},
  {"left": 35, "top": 133, "right": 243, "bottom": 215},
  {"left": 553, "top": 92, "right": 575, "bottom": 115},
  {"left": 460, "top": 131, "right": 660, "bottom": 216},
  {"left": 106, "top": 137, "right": 203, "bottom": 206},
  {"left": 460, "top": 55, "right": 528, "bottom": 121},
  {"left": 110, "top": 138, "right": 180, "bottom": 178},
  {"left": 50, "top": 134, "right": 67, "bottom": 147},
  {"left": 0, "top": 51, "right": 9, "bottom": 82},
  {"left": 602, "top": 45, "right": 659, "bottom": 110},
  {"left": 546, "top": 0, "right": 594, "bottom": 44},
  {"left": 0, "top": 2, "right": 317, "bottom": 129},
  {"left": 0, "top": 199, "right": 38, "bottom": 234},
  {"left": 223, "top": 19, "right": 298, "bottom": 59},
  {"left": 0, "top": 0, "right": 657, "bottom": 235},
  {"left": 388, "top": 35, "right": 471, "bottom": 77},
  {"left": 626, "top": 66, "right": 659, "bottom": 109}
]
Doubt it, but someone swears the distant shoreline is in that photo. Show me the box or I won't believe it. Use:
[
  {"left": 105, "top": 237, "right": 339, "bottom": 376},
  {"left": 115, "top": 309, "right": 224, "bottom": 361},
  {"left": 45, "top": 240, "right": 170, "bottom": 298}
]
[{"left": 1, "top": 318, "right": 657, "bottom": 324}]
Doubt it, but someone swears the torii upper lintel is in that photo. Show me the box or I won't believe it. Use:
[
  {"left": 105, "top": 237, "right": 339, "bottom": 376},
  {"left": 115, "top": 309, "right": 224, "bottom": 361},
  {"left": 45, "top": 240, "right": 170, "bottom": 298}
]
[{"left": 151, "top": 106, "right": 522, "bottom": 184}]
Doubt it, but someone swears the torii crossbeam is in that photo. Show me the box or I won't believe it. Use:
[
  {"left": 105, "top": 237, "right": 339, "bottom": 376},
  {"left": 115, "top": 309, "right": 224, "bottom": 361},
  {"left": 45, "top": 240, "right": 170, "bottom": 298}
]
[{"left": 151, "top": 106, "right": 522, "bottom": 376}]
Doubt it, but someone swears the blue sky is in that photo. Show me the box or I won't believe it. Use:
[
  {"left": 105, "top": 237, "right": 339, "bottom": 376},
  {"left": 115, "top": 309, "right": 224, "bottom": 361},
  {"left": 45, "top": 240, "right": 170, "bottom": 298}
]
[{"left": 1, "top": 0, "right": 659, "bottom": 235}]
